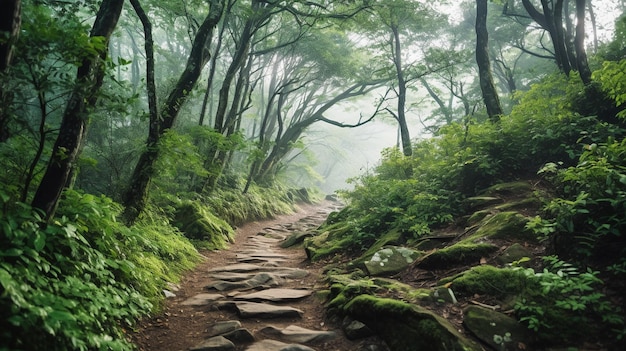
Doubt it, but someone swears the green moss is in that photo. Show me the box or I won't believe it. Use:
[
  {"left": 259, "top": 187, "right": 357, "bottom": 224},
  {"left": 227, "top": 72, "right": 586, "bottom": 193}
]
[
  {"left": 465, "top": 196, "right": 503, "bottom": 210},
  {"left": 344, "top": 295, "right": 482, "bottom": 351},
  {"left": 483, "top": 181, "right": 534, "bottom": 196},
  {"left": 442, "top": 265, "right": 528, "bottom": 299},
  {"left": 350, "top": 229, "right": 404, "bottom": 267},
  {"left": 467, "top": 210, "right": 492, "bottom": 225},
  {"left": 494, "top": 197, "right": 542, "bottom": 212},
  {"left": 471, "top": 211, "right": 535, "bottom": 241},
  {"left": 417, "top": 243, "right": 498, "bottom": 270},
  {"left": 173, "top": 201, "right": 234, "bottom": 249}
]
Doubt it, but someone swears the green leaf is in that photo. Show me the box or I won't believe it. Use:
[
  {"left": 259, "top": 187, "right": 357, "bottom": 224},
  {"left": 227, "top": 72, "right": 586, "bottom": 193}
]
[{"left": 34, "top": 232, "right": 46, "bottom": 251}]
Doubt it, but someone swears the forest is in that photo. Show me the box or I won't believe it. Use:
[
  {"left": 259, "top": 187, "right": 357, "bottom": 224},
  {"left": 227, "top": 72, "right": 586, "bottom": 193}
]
[{"left": 0, "top": 0, "right": 625, "bottom": 350}]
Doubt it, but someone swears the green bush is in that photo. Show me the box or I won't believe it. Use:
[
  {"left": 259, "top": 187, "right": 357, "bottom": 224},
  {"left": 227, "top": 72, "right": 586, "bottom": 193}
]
[
  {"left": 0, "top": 189, "right": 203, "bottom": 350},
  {"left": 0, "top": 196, "right": 150, "bottom": 350},
  {"left": 514, "top": 256, "right": 624, "bottom": 344}
]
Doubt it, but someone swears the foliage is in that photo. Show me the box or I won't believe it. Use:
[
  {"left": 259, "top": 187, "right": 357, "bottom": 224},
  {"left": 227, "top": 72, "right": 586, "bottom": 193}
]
[
  {"left": 529, "top": 138, "right": 626, "bottom": 273},
  {"left": 331, "top": 146, "right": 461, "bottom": 254},
  {"left": 593, "top": 59, "right": 626, "bottom": 119},
  {"left": 514, "top": 256, "right": 624, "bottom": 344},
  {"left": 0, "top": 189, "right": 201, "bottom": 351}
]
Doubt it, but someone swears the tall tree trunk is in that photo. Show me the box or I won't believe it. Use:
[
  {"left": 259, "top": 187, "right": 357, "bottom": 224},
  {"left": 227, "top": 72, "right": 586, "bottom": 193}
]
[
  {"left": 575, "top": 0, "right": 592, "bottom": 84},
  {"left": 123, "top": 0, "right": 225, "bottom": 223},
  {"left": 31, "top": 0, "right": 124, "bottom": 220},
  {"left": 0, "top": 0, "right": 21, "bottom": 142},
  {"left": 391, "top": 25, "right": 412, "bottom": 156},
  {"left": 475, "top": 0, "right": 503, "bottom": 121},
  {"left": 129, "top": 0, "right": 158, "bottom": 135}
]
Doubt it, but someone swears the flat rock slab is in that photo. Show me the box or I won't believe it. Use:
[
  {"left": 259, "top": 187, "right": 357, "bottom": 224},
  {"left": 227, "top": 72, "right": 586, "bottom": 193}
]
[
  {"left": 234, "top": 288, "right": 313, "bottom": 302},
  {"left": 229, "top": 301, "right": 303, "bottom": 319},
  {"left": 237, "top": 257, "right": 287, "bottom": 265},
  {"left": 260, "top": 325, "right": 337, "bottom": 344},
  {"left": 207, "top": 320, "right": 242, "bottom": 337},
  {"left": 237, "top": 251, "right": 289, "bottom": 258},
  {"left": 210, "top": 268, "right": 308, "bottom": 281},
  {"left": 210, "top": 263, "right": 265, "bottom": 273},
  {"left": 190, "top": 336, "right": 235, "bottom": 351},
  {"left": 245, "top": 339, "right": 315, "bottom": 351},
  {"left": 206, "top": 273, "right": 285, "bottom": 291},
  {"left": 182, "top": 293, "right": 224, "bottom": 306}
]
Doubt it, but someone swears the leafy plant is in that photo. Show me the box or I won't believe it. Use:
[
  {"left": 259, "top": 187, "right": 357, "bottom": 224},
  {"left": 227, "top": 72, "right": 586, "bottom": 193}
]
[{"left": 514, "top": 256, "right": 624, "bottom": 344}]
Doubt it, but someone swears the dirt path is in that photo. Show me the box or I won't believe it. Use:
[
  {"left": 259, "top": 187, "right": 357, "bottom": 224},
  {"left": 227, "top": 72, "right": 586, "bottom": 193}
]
[{"left": 131, "top": 200, "right": 381, "bottom": 351}]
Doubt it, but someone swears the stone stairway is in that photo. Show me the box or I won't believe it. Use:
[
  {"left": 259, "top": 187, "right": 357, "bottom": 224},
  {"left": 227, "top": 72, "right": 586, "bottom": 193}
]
[{"left": 174, "top": 202, "right": 382, "bottom": 351}]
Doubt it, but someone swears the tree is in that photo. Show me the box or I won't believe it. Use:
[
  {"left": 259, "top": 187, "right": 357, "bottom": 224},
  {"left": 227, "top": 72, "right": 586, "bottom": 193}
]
[
  {"left": 518, "top": 0, "right": 592, "bottom": 83},
  {"left": 123, "top": 0, "right": 226, "bottom": 223},
  {"left": 476, "top": 0, "right": 503, "bottom": 121},
  {"left": 31, "top": 0, "right": 125, "bottom": 220},
  {"left": 0, "top": 0, "right": 21, "bottom": 142},
  {"left": 353, "top": 0, "right": 444, "bottom": 156}
]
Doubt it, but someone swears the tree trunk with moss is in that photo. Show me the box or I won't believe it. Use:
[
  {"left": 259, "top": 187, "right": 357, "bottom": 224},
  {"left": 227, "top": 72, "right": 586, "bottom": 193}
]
[
  {"left": 475, "top": 0, "right": 503, "bottom": 121},
  {"left": 123, "top": 0, "right": 225, "bottom": 223},
  {"left": 31, "top": 0, "right": 124, "bottom": 220}
]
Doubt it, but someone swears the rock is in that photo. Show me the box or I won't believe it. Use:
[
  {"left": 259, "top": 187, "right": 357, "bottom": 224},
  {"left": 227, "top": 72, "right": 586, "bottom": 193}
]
[
  {"left": 234, "top": 288, "right": 313, "bottom": 302},
  {"left": 342, "top": 318, "right": 373, "bottom": 340},
  {"left": 207, "top": 320, "right": 242, "bottom": 337},
  {"left": 472, "top": 211, "right": 534, "bottom": 241},
  {"left": 210, "top": 263, "right": 265, "bottom": 273},
  {"left": 162, "top": 289, "right": 176, "bottom": 298},
  {"left": 463, "top": 305, "right": 533, "bottom": 351},
  {"left": 363, "top": 246, "right": 421, "bottom": 276},
  {"left": 230, "top": 301, "right": 303, "bottom": 319},
  {"left": 416, "top": 243, "right": 498, "bottom": 270},
  {"left": 259, "top": 325, "right": 337, "bottom": 343},
  {"left": 496, "top": 243, "right": 533, "bottom": 266},
  {"left": 245, "top": 339, "right": 315, "bottom": 351},
  {"left": 465, "top": 196, "right": 503, "bottom": 210},
  {"left": 280, "top": 231, "right": 313, "bottom": 248},
  {"left": 182, "top": 293, "right": 224, "bottom": 306},
  {"left": 345, "top": 295, "right": 482, "bottom": 351},
  {"left": 222, "top": 328, "right": 255, "bottom": 343},
  {"left": 442, "top": 265, "right": 527, "bottom": 299},
  {"left": 190, "top": 336, "right": 236, "bottom": 351},
  {"left": 206, "top": 272, "right": 285, "bottom": 291}
]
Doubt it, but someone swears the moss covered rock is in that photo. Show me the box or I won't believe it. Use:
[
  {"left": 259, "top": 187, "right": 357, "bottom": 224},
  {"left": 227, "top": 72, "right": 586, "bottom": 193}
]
[
  {"left": 344, "top": 295, "right": 482, "bottom": 351},
  {"left": 363, "top": 246, "right": 421, "bottom": 276},
  {"left": 463, "top": 305, "right": 534, "bottom": 351},
  {"left": 174, "top": 201, "right": 234, "bottom": 249},
  {"left": 417, "top": 243, "right": 499, "bottom": 270},
  {"left": 472, "top": 211, "right": 535, "bottom": 241},
  {"left": 465, "top": 196, "right": 503, "bottom": 211},
  {"left": 441, "top": 265, "right": 527, "bottom": 299}
]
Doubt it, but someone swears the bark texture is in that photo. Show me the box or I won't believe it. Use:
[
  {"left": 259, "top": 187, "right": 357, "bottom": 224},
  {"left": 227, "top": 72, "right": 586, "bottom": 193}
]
[
  {"left": 123, "top": 0, "right": 225, "bottom": 223},
  {"left": 475, "top": 0, "right": 503, "bottom": 121},
  {"left": 31, "top": 0, "right": 124, "bottom": 220}
]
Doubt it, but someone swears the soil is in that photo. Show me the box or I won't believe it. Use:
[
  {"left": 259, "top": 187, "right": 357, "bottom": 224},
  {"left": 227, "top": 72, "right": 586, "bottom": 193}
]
[{"left": 130, "top": 200, "right": 375, "bottom": 351}]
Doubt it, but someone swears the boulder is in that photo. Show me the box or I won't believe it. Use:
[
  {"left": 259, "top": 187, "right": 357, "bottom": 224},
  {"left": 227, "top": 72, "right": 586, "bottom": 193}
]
[
  {"left": 416, "top": 243, "right": 498, "bottom": 270},
  {"left": 364, "top": 246, "right": 421, "bottom": 276},
  {"left": 190, "top": 336, "right": 236, "bottom": 351},
  {"left": 345, "top": 295, "right": 482, "bottom": 351},
  {"left": 463, "top": 305, "right": 534, "bottom": 350},
  {"left": 496, "top": 243, "right": 533, "bottom": 266},
  {"left": 342, "top": 317, "right": 374, "bottom": 340}
]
